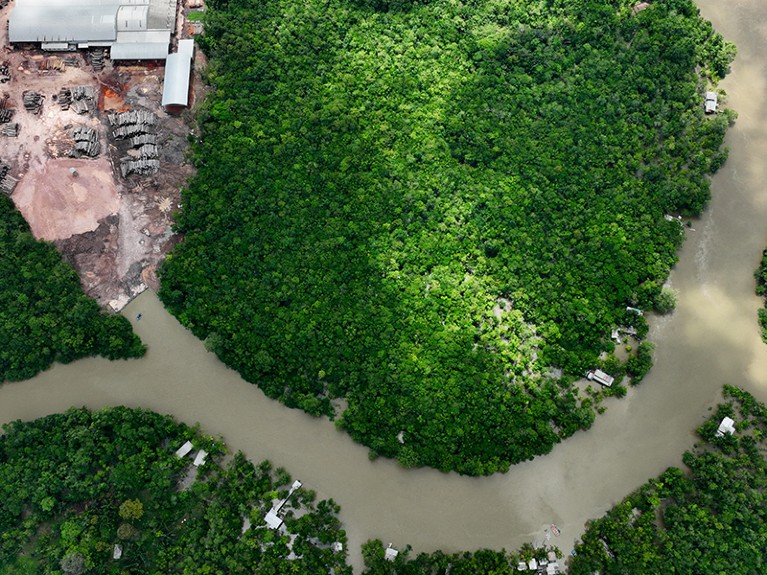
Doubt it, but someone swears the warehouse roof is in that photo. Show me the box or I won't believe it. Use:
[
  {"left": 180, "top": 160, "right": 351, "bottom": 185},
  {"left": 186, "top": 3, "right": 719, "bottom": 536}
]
[
  {"left": 117, "top": 4, "right": 148, "bottom": 31},
  {"left": 110, "top": 41, "right": 169, "bottom": 60},
  {"left": 9, "top": 2, "right": 120, "bottom": 43},
  {"left": 9, "top": 0, "right": 177, "bottom": 49},
  {"left": 162, "top": 39, "right": 194, "bottom": 108}
]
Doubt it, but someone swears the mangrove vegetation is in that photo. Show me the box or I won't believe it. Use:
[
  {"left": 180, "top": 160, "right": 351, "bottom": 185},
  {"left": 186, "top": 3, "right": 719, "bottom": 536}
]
[
  {"left": 0, "top": 196, "right": 144, "bottom": 383},
  {"left": 571, "top": 386, "right": 767, "bottom": 575},
  {"left": 160, "top": 0, "right": 735, "bottom": 474},
  {"left": 0, "top": 407, "right": 350, "bottom": 575}
]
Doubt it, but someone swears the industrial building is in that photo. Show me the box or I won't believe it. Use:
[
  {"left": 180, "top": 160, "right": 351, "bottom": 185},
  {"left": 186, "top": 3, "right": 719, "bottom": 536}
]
[
  {"left": 9, "top": 0, "right": 178, "bottom": 61},
  {"left": 162, "top": 38, "right": 194, "bottom": 112}
]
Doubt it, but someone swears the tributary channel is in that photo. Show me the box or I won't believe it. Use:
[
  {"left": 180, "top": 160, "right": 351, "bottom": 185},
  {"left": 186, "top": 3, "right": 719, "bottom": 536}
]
[{"left": 1, "top": 0, "right": 767, "bottom": 570}]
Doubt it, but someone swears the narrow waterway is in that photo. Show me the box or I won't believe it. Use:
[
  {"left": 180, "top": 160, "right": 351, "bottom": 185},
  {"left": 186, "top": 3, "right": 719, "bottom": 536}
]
[{"left": 1, "top": 1, "right": 766, "bottom": 570}]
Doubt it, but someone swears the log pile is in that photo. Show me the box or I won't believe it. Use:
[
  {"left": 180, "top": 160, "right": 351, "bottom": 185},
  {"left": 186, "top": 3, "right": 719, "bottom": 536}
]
[
  {"left": 136, "top": 143, "right": 158, "bottom": 158},
  {"left": 113, "top": 124, "right": 148, "bottom": 139},
  {"left": 1, "top": 123, "right": 19, "bottom": 137},
  {"left": 0, "top": 161, "right": 17, "bottom": 195},
  {"left": 108, "top": 110, "right": 157, "bottom": 128},
  {"left": 57, "top": 86, "right": 94, "bottom": 114},
  {"left": 72, "top": 86, "right": 94, "bottom": 114},
  {"left": 22, "top": 91, "right": 44, "bottom": 114},
  {"left": 71, "top": 126, "right": 99, "bottom": 157},
  {"left": 0, "top": 62, "right": 10, "bottom": 83},
  {"left": 0, "top": 94, "right": 15, "bottom": 124},
  {"left": 120, "top": 158, "right": 160, "bottom": 178},
  {"left": 110, "top": 109, "right": 160, "bottom": 177},
  {"left": 89, "top": 50, "right": 106, "bottom": 72},
  {"left": 128, "top": 133, "right": 157, "bottom": 147},
  {"left": 56, "top": 88, "right": 72, "bottom": 110}
]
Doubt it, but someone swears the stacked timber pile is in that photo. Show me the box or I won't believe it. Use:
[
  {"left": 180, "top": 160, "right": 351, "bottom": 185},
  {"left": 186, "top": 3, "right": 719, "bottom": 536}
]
[
  {"left": 22, "top": 91, "right": 44, "bottom": 114},
  {"left": 71, "top": 86, "right": 95, "bottom": 114},
  {"left": 63, "top": 56, "right": 79, "bottom": 68},
  {"left": 89, "top": 50, "right": 106, "bottom": 72},
  {"left": 71, "top": 126, "right": 99, "bottom": 157},
  {"left": 39, "top": 57, "right": 64, "bottom": 72},
  {"left": 128, "top": 133, "right": 157, "bottom": 147},
  {"left": 0, "top": 94, "right": 15, "bottom": 124},
  {"left": 1, "top": 123, "right": 19, "bottom": 137},
  {"left": 56, "top": 88, "right": 72, "bottom": 110},
  {"left": 110, "top": 109, "right": 160, "bottom": 177},
  {"left": 0, "top": 161, "right": 17, "bottom": 195},
  {"left": 120, "top": 157, "right": 160, "bottom": 177},
  {"left": 135, "top": 143, "right": 158, "bottom": 158},
  {"left": 57, "top": 86, "right": 95, "bottom": 113},
  {"left": 108, "top": 109, "right": 157, "bottom": 128},
  {"left": 0, "top": 62, "right": 10, "bottom": 83}
]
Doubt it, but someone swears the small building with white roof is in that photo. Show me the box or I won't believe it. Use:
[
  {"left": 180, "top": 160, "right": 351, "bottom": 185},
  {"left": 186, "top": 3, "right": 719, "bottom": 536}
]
[
  {"left": 704, "top": 91, "right": 718, "bottom": 114},
  {"left": 175, "top": 440, "right": 193, "bottom": 458},
  {"left": 264, "top": 508, "right": 283, "bottom": 530},
  {"left": 587, "top": 369, "right": 614, "bottom": 387},
  {"left": 384, "top": 543, "right": 399, "bottom": 561},
  {"left": 716, "top": 416, "right": 735, "bottom": 437},
  {"left": 193, "top": 449, "right": 208, "bottom": 466}
]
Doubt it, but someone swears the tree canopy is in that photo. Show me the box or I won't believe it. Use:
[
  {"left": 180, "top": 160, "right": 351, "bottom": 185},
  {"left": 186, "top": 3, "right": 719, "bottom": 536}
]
[
  {"left": 754, "top": 246, "right": 767, "bottom": 342},
  {"left": 362, "top": 539, "right": 561, "bottom": 575},
  {"left": 0, "top": 407, "right": 350, "bottom": 575},
  {"left": 160, "top": 0, "right": 735, "bottom": 474},
  {"left": 570, "top": 385, "right": 767, "bottom": 575},
  {"left": 0, "top": 196, "right": 144, "bottom": 382}
]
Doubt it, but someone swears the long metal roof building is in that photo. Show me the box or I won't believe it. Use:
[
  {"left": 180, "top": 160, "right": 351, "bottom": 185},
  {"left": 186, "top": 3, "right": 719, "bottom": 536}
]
[
  {"left": 161, "top": 39, "right": 194, "bottom": 110},
  {"left": 9, "top": 2, "right": 120, "bottom": 45},
  {"left": 8, "top": 0, "right": 177, "bottom": 60}
]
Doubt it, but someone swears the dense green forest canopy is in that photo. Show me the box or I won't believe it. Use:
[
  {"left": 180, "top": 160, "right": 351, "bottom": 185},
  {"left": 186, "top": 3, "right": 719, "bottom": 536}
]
[
  {"left": 753, "top": 247, "right": 767, "bottom": 342},
  {"left": 160, "top": 0, "right": 734, "bottom": 474},
  {"left": 0, "top": 407, "right": 350, "bottom": 575},
  {"left": 0, "top": 196, "right": 144, "bottom": 382},
  {"left": 362, "top": 539, "right": 561, "bottom": 575},
  {"left": 570, "top": 386, "right": 767, "bottom": 575}
]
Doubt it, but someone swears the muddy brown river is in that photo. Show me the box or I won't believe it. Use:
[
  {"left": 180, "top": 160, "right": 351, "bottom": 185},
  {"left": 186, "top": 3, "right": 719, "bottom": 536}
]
[{"left": 1, "top": 1, "right": 766, "bottom": 570}]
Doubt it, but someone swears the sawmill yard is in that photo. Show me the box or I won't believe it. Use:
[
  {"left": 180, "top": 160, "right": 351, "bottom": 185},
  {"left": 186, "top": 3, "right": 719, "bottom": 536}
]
[{"left": 0, "top": 0, "right": 202, "bottom": 310}]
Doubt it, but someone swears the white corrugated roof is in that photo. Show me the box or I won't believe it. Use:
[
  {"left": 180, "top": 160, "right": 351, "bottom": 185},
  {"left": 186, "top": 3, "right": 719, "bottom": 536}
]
[
  {"left": 147, "top": 0, "right": 176, "bottom": 29},
  {"left": 178, "top": 38, "right": 194, "bottom": 59},
  {"left": 193, "top": 449, "right": 208, "bottom": 466},
  {"left": 161, "top": 40, "right": 194, "bottom": 108},
  {"left": 174, "top": 440, "right": 193, "bottom": 458},
  {"left": 110, "top": 41, "right": 168, "bottom": 60},
  {"left": 10, "top": 3, "right": 119, "bottom": 43},
  {"left": 117, "top": 5, "right": 148, "bottom": 31},
  {"left": 9, "top": 1, "right": 175, "bottom": 46}
]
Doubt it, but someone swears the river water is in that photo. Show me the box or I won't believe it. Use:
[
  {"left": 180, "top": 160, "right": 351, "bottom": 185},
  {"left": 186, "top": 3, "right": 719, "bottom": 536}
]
[{"left": 1, "top": 1, "right": 766, "bottom": 570}]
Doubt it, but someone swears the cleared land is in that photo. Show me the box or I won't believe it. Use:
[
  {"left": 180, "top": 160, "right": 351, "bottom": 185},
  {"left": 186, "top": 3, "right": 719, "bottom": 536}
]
[
  {"left": 0, "top": 0, "right": 203, "bottom": 310},
  {"left": 13, "top": 157, "right": 119, "bottom": 241}
]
